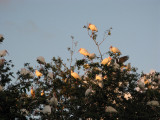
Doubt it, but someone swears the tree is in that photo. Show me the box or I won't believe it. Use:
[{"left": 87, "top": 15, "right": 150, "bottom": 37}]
[{"left": 0, "top": 24, "right": 160, "bottom": 120}]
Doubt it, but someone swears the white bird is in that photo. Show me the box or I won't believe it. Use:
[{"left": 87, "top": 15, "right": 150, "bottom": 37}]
[
  {"left": 37, "top": 56, "right": 46, "bottom": 65},
  {"left": 147, "top": 100, "right": 159, "bottom": 106},
  {"left": 49, "top": 93, "right": 58, "bottom": 108},
  {"left": 47, "top": 72, "right": 53, "bottom": 79},
  {"left": 0, "top": 85, "right": 3, "bottom": 91},
  {"left": 0, "top": 50, "right": 8, "bottom": 57},
  {"left": 85, "top": 87, "right": 95, "bottom": 96},
  {"left": 36, "top": 105, "right": 51, "bottom": 115},
  {"left": 101, "top": 57, "right": 112, "bottom": 65},
  {"left": 138, "top": 81, "right": 145, "bottom": 90},
  {"left": 110, "top": 46, "right": 121, "bottom": 55},
  {"left": 88, "top": 24, "right": 98, "bottom": 32},
  {"left": 105, "top": 106, "right": 117, "bottom": 113},
  {"left": 124, "top": 92, "right": 132, "bottom": 100},
  {"left": 98, "top": 81, "right": 103, "bottom": 88},
  {"left": 88, "top": 53, "right": 96, "bottom": 60},
  {"left": 71, "top": 70, "right": 81, "bottom": 80},
  {"left": 0, "top": 59, "right": 5, "bottom": 66},
  {"left": 20, "top": 68, "right": 34, "bottom": 78},
  {"left": 95, "top": 74, "right": 103, "bottom": 81},
  {"left": 79, "top": 48, "right": 90, "bottom": 57}
]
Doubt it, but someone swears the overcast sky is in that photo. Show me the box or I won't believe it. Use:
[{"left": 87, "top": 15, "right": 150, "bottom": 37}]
[{"left": 0, "top": 0, "right": 160, "bottom": 74}]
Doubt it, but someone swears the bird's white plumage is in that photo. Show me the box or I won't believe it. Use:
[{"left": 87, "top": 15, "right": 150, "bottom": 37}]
[
  {"left": 0, "top": 50, "right": 8, "bottom": 57},
  {"left": 37, "top": 105, "right": 51, "bottom": 115},
  {"left": 105, "top": 106, "right": 117, "bottom": 113},
  {"left": 71, "top": 70, "right": 81, "bottom": 80},
  {"left": 110, "top": 46, "right": 121, "bottom": 54},
  {"left": 95, "top": 74, "right": 103, "bottom": 81},
  {"left": 79, "top": 48, "right": 90, "bottom": 56},
  {"left": 37, "top": 56, "right": 46, "bottom": 64},
  {"left": 20, "top": 68, "right": 34, "bottom": 78},
  {"left": 147, "top": 100, "right": 159, "bottom": 106},
  {"left": 47, "top": 72, "right": 53, "bottom": 79},
  {"left": 49, "top": 93, "right": 58, "bottom": 107},
  {"left": 85, "top": 87, "right": 95, "bottom": 96},
  {"left": 88, "top": 53, "right": 96, "bottom": 60},
  {"left": 101, "top": 57, "right": 112, "bottom": 65},
  {"left": 88, "top": 24, "right": 98, "bottom": 32}
]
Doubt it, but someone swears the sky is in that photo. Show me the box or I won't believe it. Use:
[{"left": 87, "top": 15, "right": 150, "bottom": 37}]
[{"left": 0, "top": 0, "right": 160, "bottom": 74}]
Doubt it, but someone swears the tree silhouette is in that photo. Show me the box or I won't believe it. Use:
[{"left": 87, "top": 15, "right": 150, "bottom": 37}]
[{"left": 0, "top": 24, "right": 160, "bottom": 120}]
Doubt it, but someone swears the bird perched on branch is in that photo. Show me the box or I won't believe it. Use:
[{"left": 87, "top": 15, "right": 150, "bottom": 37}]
[
  {"left": 35, "top": 70, "right": 42, "bottom": 77},
  {"left": 101, "top": 57, "right": 112, "bottom": 66},
  {"left": 37, "top": 56, "right": 46, "bottom": 65},
  {"left": 88, "top": 24, "right": 98, "bottom": 32},
  {"left": 49, "top": 92, "right": 58, "bottom": 108},
  {"left": 79, "top": 48, "right": 90, "bottom": 57},
  {"left": 88, "top": 53, "right": 96, "bottom": 60},
  {"left": 105, "top": 106, "right": 117, "bottom": 113},
  {"left": 0, "top": 50, "right": 8, "bottom": 57},
  {"left": 110, "top": 46, "right": 121, "bottom": 55},
  {"left": 71, "top": 70, "right": 81, "bottom": 80},
  {"left": 36, "top": 105, "right": 51, "bottom": 115}
]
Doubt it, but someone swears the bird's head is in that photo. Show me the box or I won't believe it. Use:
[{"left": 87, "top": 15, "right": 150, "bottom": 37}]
[
  {"left": 79, "top": 48, "right": 81, "bottom": 52},
  {"left": 108, "top": 56, "right": 112, "bottom": 60},
  {"left": 110, "top": 46, "right": 112, "bottom": 49}
]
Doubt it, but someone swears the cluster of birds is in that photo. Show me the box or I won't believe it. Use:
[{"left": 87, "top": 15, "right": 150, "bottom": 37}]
[
  {"left": 20, "top": 56, "right": 57, "bottom": 115},
  {"left": 137, "top": 69, "right": 160, "bottom": 91},
  {"left": 70, "top": 23, "right": 133, "bottom": 114}
]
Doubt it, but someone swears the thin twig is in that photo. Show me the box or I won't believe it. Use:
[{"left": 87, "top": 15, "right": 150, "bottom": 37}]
[{"left": 99, "top": 32, "right": 109, "bottom": 46}]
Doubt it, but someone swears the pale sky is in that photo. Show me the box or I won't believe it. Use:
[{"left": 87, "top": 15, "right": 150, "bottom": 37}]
[{"left": 0, "top": 0, "right": 160, "bottom": 74}]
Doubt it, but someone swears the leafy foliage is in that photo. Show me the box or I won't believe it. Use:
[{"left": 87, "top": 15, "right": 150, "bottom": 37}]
[{"left": 0, "top": 25, "right": 160, "bottom": 120}]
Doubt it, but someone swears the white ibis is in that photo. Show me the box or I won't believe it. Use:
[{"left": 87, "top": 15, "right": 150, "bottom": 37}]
[
  {"left": 36, "top": 105, "right": 51, "bottom": 115},
  {"left": 71, "top": 70, "right": 81, "bottom": 80},
  {"left": 35, "top": 70, "right": 42, "bottom": 77},
  {"left": 101, "top": 57, "right": 112, "bottom": 65},
  {"left": 98, "top": 81, "right": 103, "bottom": 88},
  {"left": 147, "top": 100, "right": 159, "bottom": 106},
  {"left": 0, "top": 59, "right": 5, "bottom": 66},
  {"left": 37, "top": 56, "right": 46, "bottom": 65},
  {"left": 49, "top": 92, "right": 58, "bottom": 107},
  {"left": 110, "top": 46, "right": 121, "bottom": 55},
  {"left": 88, "top": 24, "right": 98, "bottom": 32},
  {"left": 85, "top": 87, "right": 95, "bottom": 96},
  {"left": 95, "top": 74, "right": 103, "bottom": 81},
  {"left": 47, "top": 72, "right": 53, "bottom": 79},
  {"left": 105, "top": 106, "right": 117, "bottom": 113},
  {"left": 88, "top": 53, "right": 96, "bottom": 60},
  {"left": 20, "top": 68, "right": 34, "bottom": 78},
  {"left": 0, "top": 50, "right": 8, "bottom": 57},
  {"left": 124, "top": 92, "right": 132, "bottom": 100},
  {"left": 79, "top": 48, "right": 90, "bottom": 57}
]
